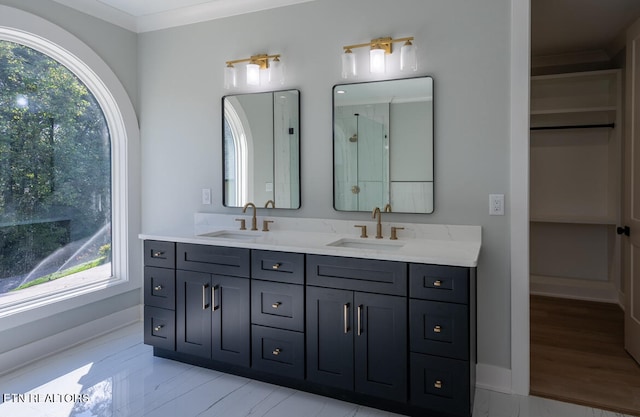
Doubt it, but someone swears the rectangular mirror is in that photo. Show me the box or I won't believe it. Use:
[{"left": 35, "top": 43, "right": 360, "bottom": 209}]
[
  {"left": 333, "top": 77, "right": 434, "bottom": 213},
  {"left": 223, "top": 90, "right": 300, "bottom": 209}
]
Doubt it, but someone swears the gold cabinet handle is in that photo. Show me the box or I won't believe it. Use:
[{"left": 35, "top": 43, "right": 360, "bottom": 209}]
[
  {"left": 152, "top": 251, "right": 164, "bottom": 258},
  {"left": 212, "top": 285, "right": 219, "bottom": 311},
  {"left": 343, "top": 303, "right": 350, "bottom": 334},
  {"left": 433, "top": 280, "right": 443, "bottom": 287},
  {"left": 272, "top": 263, "right": 281, "bottom": 270},
  {"left": 357, "top": 305, "right": 363, "bottom": 336},
  {"left": 153, "top": 325, "right": 163, "bottom": 332},
  {"left": 202, "top": 284, "right": 209, "bottom": 310},
  {"left": 434, "top": 380, "right": 443, "bottom": 389},
  {"left": 272, "top": 302, "right": 282, "bottom": 309},
  {"left": 434, "top": 325, "right": 442, "bottom": 333},
  {"left": 154, "top": 285, "right": 163, "bottom": 291},
  {"left": 272, "top": 348, "right": 282, "bottom": 356}
]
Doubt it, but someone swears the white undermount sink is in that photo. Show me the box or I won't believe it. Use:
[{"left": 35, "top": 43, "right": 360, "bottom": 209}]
[
  {"left": 326, "top": 238, "right": 405, "bottom": 251},
  {"left": 198, "top": 230, "right": 262, "bottom": 240}
]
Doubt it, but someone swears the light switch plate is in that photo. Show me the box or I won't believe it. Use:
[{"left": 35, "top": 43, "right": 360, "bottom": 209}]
[{"left": 202, "top": 188, "right": 211, "bottom": 205}]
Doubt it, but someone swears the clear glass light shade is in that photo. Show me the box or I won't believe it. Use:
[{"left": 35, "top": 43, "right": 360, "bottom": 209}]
[
  {"left": 341, "top": 51, "right": 356, "bottom": 79},
  {"left": 369, "top": 48, "right": 386, "bottom": 73},
  {"left": 400, "top": 42, "right": 417, "bottom": 71},
  {"left": 224, "top": 65, "right": 237, "bottom": 89},
  {"left": 269, "top": 59, "right": 285, "bottom": 85},
  {"left": 246, "top": 63, "right": 260, "bottom": 86}
]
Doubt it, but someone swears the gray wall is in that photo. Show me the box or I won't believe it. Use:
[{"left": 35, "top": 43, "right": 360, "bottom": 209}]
[{"left": 140, "top": 0, "right": 512, "bottom": 370}]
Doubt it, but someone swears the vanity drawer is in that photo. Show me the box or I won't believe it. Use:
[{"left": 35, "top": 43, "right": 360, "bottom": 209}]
[
  {"left": 306, "top": 255, "right": 407, "bottom": 296},
  {"left": 252, "top": 250, "right": 304, "bottom": 284},
  {"left": 177, "top": 243, "right": 250, "bottom": 277},
  {"left": 144, "top": 240, "right": 175, "bottom": 269},
  {"left": 251, "top": 280, "right": 304, "bottom": 332},
  {"left": 144, "top": 306, "right": 175, "bottom": 351},
  {"left": 410, "top": 264, "right": 469, "bottom": 304},
  {"left": 410, "top": 299, "right": 468, "bottom": 360},
  {"left": 144, "top": 267, "right": 175, "bottom": 310},
  {"left": 251, "top": 325, "right": 304, "bottom": 380},
  {"left": 410, "top": 352, "right": 471, "bottom": 417}
]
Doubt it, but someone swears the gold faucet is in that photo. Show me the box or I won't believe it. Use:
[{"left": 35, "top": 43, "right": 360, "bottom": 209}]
[
  {"left": 372, "top": 207, "right": 383, "bottom": 239},
  {"left": 264, "top": 200, "right": 275, "bottom": 208},
  {"left": 242, "top": 202, "right": 258, "bottom": 231},
  {"left": 383, "top": 203, "right": 392, "bottom": 213}
]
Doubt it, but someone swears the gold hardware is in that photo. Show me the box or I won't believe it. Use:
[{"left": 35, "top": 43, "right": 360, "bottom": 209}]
[
  {"left": 153, "top": 325, "right": 163, "bottom": 332},
  {"left": 225, "top": 53, "right": 280, "bottom": 70},
  {"left": 434, "top": 325, "right": 442, "bottom": 333},
  {"left": 272, "top": 302, "right": 282, "bottom": 309},
  {"left": 154, "top": 285, "right": 163, "bottom": 291},
  {"left": 202, "top": 284, "right": 209, "bottom": 310},
  {"left": 390, "top": 226, "right": 404, "bottom": 240},
  {"left": 262, "top": 219, "right": 274, "bottom": 232},
  {"left": 357, "top": 305, "right": 363, "bottom": 336},
  {"left": 272, "top": 348, "right": 282, "bottom": 356},
  {"left": 272, "top": 263, "right": 281, "bottom": 270},
  {"left": 264, "top": 199, "right": 275, "bottom": 208},
  {"left": 433, "top": 280, "right": 443, "bottom": 287},
  {"left": 235, "top": 218, "right": 246, "bottom": 230},
  {"left": 434, "top": 380, "right": 443, "bottom": 389},
  {"left": 152, "top": 251, "right": 164, "bottom": 257},
  {"left": 344, "top": 303, "right": 350, "bottom": 334},
  {"left": 372, "top": 207, "right": 383, "bottom": 239},
  {"left": 383, "top": 203, "right": 392, "bottom": 212},
  {"left": 343, "top": 36, "right": 414, "bottom": 55},
  {"left": 351, "top": 185, "right": 360, "bottom": 194},
  {"left": 212, "top": 286, "right": 218, "bottom": 311},
  {"left": 242, "top": 202, "right": 258, "bottom": 231},
  {"left": 354, "top": 224, "right": 368, "bottom": 238}
]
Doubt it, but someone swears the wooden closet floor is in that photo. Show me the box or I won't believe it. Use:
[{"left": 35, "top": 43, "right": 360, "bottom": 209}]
[{"left": 530, "top": 295, "right": 640, "bottom": 415}]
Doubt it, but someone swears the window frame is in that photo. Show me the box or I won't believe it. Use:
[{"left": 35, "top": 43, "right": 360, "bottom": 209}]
[{"left": 0, "top": 6, "right": 140, "bottom": 320}]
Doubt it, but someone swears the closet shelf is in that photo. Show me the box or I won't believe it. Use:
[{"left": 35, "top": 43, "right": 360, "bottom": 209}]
[
  {"left": 530, "top": 215, "right": 618, "bottom": 226},
  {"left": 530, "top": 106, "right": 617, "bottom": 116},
  {"left": 530, "top": 123, "right": 614, "bottom": 131}
]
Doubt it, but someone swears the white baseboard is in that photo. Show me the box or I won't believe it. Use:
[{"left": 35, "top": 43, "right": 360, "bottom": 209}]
[
  {"left": 476, "top": 363, "right": 512, "bottom": 394},
  {"left": 530, "top": 275, "right": 619, "bottom": 304},
  {"left": 0, "top": 305, "right": 141, "bottom": 377}
]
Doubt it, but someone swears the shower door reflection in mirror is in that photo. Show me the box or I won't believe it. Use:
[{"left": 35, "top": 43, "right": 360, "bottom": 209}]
[
  {"left": 333, "top": 77, "right": 433, "bottom": 213},
  {"left": 223, "top": 90, "right": 300, "bottom": 209}
]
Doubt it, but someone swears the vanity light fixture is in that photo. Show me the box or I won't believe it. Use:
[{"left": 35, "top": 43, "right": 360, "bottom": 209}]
[
  {"left": 341, "top": 36, "right": 417, "bottom": 78},
  {"left": 224, "top": 53, "right": 284, "bottom": 89}
]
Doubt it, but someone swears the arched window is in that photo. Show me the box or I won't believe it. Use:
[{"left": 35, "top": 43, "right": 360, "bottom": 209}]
[{"left": 0, "top": 6, "right": 138, "bottom": 312}]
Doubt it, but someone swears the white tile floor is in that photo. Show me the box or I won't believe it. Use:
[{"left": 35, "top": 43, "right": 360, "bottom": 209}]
[{"left": 0, "top": 322, "right": 633, "bottom": 417}]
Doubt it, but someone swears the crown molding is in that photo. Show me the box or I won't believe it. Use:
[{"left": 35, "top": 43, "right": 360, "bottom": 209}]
[{"left": 53, "top": 0, "right": 316, "bottom": 33}]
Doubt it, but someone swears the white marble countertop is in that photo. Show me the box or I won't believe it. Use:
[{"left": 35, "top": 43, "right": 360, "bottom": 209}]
[{"left": 139, "top": 213, "right": 482, "bottom": 267}]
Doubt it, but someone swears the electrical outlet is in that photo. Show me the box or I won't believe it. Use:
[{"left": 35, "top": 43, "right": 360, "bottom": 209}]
[
  {"left": 489, "top": 194, "right": 504, "bottom": 215},
  {"left": 202, "top": 188, "right": 211, "bottom": 205}
]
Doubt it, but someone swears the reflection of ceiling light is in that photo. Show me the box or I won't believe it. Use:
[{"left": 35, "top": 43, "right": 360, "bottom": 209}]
[
  {"left": 224, "top": 53, "right": 284, "bottom": 89},
  {"left": 341, "top": 36, "right": 417, "bottom": 79},
  {"left": 336, "top": 90, "right": 346, "bottom": 94}
]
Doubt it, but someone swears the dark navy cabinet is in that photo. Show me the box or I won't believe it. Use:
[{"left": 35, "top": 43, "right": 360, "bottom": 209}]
[{"left": 143, "top": 240, "right": 476, "bottom": 417}]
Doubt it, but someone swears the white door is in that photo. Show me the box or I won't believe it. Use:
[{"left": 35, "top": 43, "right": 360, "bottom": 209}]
[{"left": 624, "top": 17, "right": 640, "bottom": 364}]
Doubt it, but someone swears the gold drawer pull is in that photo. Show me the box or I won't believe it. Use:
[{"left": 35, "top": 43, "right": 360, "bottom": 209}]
[
  {"left": 272, "top": 302, "right": 282, "bottom": 309},
  {"left": 272, "top": 348, "right": 282, "bottom": 356},
  {"left": 434, "top": 380, "right": 443, "bottom": 389},
  {"left": 153, "top": 325, "right": 163, "bottom": 332},
  {"left": 272, "top": 263, "right": 281, "bottom": 270},
  {"left": 434, "top": 325, "right": 442, "bottom": 333},
  {"left": 154, "top": 285, "right": 163, "bottom": 291},
  {"left": 433, "top": 280, "right": 443, "bottom": 287},
  {"left": 152, "top": 251, "right": 164, "bottom": 258}
]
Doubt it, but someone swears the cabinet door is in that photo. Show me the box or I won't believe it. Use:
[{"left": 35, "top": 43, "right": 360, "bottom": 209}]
[
  {"left": 354, "top": 292, "right": 407, "bottom": 402},
  {"left": 306, "top": 286, "right": 354, "bottom": 391},
  {"left": 176, "top": 270, "right": 211, "bottom": 358},
  {"left": 211, "top": 274, "right": 250, "bottom": 367}
]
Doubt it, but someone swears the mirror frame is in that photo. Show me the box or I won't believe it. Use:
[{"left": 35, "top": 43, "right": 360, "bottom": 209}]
[
  {"left": 332, "top": 76, "right": 434, "bottom": 214},
  {"left": 222, "top": 89, "right": 301, "bottom": 210}
]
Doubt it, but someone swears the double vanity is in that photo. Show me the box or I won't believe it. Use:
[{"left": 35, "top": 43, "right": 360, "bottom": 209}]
[{"left": 140, "top": 213, "right": 480, "bottom": 417}]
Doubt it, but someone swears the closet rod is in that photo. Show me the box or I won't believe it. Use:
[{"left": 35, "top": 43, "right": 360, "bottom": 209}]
[{"left": 530, "top": 123, "right": 615, "bottom": 131}]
